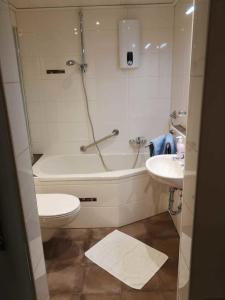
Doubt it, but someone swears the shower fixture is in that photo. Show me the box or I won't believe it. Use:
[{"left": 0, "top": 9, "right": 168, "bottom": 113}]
[
  {"left": 66, "top": 59, "right": 87, "bottom": 73},
  {"left": 68, "top": 9, "right": 109, "bottom": 171},
  {"left": 129, "top": 136, "right": 147, "bottom": 146},
  {"left": 68, "top": 10, "right": 140, "bottom": 171},
  {"left": 66, "top": 11, "right": 87, "bottom": 73}
]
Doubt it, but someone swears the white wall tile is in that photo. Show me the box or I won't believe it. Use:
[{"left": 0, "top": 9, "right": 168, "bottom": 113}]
[
  {"left": 177, "top": 2, "right": 210, "bottom": 300},
  {"left": 127, "top": 6, "right": 174, "bottom": 29},
  {"left": 129, "top": 76, "right": 159, "bottom": 99},
  {"left": 22, "top": 57, "right": 41, "bottom": 80},
  {"left": 17, "top": 5, "right": 173, "bottom": 154},
  {"left": 58, "top": 122, "right": 89, "bottom": 141},
  {"left": 4, "top": 82, "right": 29, "bottom": 155},
  {"left": 27, "top": 101, "right": 44, "bottom": 123},
  {"left": 15, "top": 148, "right": 37, "bottom": 219},
  {"left": 171, "top": 0, "right": 194, "bottom": 128},
  {"left": 0, "top": 0, "right": 19, "bottom": 83},
  {"left": 83, "top": 7, "right": 126, "bottom": 30},
  {"left": 190, "top": 0, "right": 209, "bottom": 77},
  {"left": 18, "top": 32, "right": 39, "bottom": 57},
  {"left": 186, "top": 77, "right": 203, "bottom": 150}
]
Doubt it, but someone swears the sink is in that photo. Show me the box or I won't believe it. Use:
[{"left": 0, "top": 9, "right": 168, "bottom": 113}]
[{"left": 146, "top": 154, "right": 184, "bottom": 189}]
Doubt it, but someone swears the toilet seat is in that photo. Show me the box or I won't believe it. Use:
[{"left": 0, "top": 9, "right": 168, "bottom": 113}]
[{"left": 36, "top": 193, "right": 80, "bottom": 218}]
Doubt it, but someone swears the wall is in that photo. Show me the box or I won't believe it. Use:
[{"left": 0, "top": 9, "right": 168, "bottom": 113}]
[
  {"left": 0, "top": 1, "right": 49, "bottom": 299},
  {"left": 171, "top": 0, "right": 194, "bottom": 127},
  {"left": 177, "top": 0, "right": 210, "bottom": 299},
  {"left": 16, "top": 5, "right": 173, "bottom": 155},
  {"left": 169, "top": 0, "right": 194, "bottom": 234}
]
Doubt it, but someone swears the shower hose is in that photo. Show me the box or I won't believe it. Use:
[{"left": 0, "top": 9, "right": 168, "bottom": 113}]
[{"left": 80, "top": 71, "right": 140, "bottom": 171}]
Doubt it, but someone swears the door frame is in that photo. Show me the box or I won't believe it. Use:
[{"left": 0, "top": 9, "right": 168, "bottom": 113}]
[{"left": 0, "top": 70, "right": 36, "bottom": 299}]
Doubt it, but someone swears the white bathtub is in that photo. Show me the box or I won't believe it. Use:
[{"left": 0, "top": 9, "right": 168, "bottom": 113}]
[{"left": 33, "top": 154, "right": 168, "bottom": 228}]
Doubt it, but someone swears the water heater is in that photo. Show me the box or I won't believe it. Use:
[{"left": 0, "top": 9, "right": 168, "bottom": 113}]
[{"left": 119, "top": 19, "right": 140, "bottom": 69}]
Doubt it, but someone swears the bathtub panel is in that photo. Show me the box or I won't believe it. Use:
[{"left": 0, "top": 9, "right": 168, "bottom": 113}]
[
  {"left": 35, "top": 180, "right": 120, "bottom": 207},
  {"left": 70, "top": 206, "right": 120, "bottom": 228},
  {"left": 33, "top": 154, "right": 169, "bottom": 228},
  {"left": 35, "top": 172, "right": 168, "bottom": 228}
]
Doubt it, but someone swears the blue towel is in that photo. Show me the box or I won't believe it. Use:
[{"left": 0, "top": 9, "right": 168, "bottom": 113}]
[
  {"left": 163, "top": 133, "right": 177, "bottom": 154},
  {"left": 149, "top": 135, "right": 165, "bottom": 156},
  {"left": 149, "top": 133, "right": 177, "bottom": 156}
]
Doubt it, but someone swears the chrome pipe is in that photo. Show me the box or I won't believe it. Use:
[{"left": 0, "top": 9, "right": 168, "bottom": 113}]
[{"left": 80, "top": 129, "right": 119, "bottom": 152}]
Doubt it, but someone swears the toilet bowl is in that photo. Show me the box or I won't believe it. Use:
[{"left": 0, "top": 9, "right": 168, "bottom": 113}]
[{"left": 36, "top": 193, "right": 80, "bottom": 242}]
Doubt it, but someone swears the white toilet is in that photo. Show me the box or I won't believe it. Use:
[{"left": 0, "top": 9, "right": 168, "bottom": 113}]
[{"left": 36, "top": 193, "right": 80, "bottom": 242}]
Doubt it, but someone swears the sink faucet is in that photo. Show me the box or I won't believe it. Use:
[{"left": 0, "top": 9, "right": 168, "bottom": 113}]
[{"left": 173, "top": 154, "right": 185, "bottom": 167}]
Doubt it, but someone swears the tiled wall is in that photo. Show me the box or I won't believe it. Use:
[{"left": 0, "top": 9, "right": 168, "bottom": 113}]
[
  {"left": 169, "top": 0, "right": 194, "bottom": 234},
  {"left": 171, "top": 0, "right": 194, "bottom": 127},
  {"left": 177, "top": 1, "right": 210, "bottom": 299},
  {"left": 0, "top": 1, "right": 49, "bottom": 299},
  {"left": 16, "top": 5, "right": 173, "bottom": 155}
]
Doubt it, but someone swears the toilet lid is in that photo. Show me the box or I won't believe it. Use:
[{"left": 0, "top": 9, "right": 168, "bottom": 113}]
[{"left": 36, "top": 194, "right": 80, "bottom": 217}]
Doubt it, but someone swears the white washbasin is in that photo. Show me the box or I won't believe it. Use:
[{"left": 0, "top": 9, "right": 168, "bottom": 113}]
[{"left": 146, "top": 154, "right": 184, "bottom": 189}]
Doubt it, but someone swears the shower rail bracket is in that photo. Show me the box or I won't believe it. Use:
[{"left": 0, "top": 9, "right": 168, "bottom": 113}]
[{"left": 80, "top": 129, "right": 119, "bottom": 152}]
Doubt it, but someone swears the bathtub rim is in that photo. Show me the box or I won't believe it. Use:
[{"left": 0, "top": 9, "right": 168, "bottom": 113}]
[{"left": 33, "top": 154, "right": 148, "bottom": 182}]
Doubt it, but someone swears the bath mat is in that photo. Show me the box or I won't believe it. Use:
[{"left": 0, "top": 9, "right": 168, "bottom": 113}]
[{"left": 85, "top": 230, "right": 168, "bottom": 289}]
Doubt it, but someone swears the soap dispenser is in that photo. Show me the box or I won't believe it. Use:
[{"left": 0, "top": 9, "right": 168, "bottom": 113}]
[{"left": 176, "top": 136, "right": 185, "bottom": 159}]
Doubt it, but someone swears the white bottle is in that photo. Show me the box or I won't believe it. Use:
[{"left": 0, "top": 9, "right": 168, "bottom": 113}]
[{"left": 176, "top": 136, "right": 185, "bottom": 159}]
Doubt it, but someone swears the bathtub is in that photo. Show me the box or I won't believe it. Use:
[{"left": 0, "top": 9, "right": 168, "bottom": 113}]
[{"left": 33, "top": 154, "right": 168, "bottom": 228}]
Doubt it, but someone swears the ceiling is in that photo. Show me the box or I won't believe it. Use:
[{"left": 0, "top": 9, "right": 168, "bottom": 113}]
[{"left": 9, "top": 0, "right": 175, "bottom": 9}]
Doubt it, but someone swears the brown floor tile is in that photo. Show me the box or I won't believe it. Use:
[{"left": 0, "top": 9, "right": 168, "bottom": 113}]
[
  {"left": 122, "top": 291, "right": 164, "bottom": 300},
  {"left": 90, "top": 227, "right": 116, "bottom": 241},
  {"left": 83, "top": 265, "right": 122, "bottom": 294},
  {"left": 80, "top": 294, "right": 121, "bottom": 300},
  {"left": 44, "top": 235, "right": 89, "bottom": 265},
  {"left": 50, "top": 294, "right": 80, "bottom": 300},
  {"left": 48, "top": 264, "right": 84, "bottom": 295},
  {"left": 144, "top": 220, "right": 179, "bottom": 239},
  {"left": 158, "top": 259, "right": 178, "bottom": 291},
  {"left": 143, "top": 213, "right": 172, "bottom": 224},
  {"left": 161, "top": 291, "right": 177, "bottom": 300},
  {"left": 119, "top": 222, "right": 148, "bottom": 239},
  {"left": 151, "top": 237, "right": 179, "bottom": 258},
  {"left": 122, "top": 273, "right": 161, "bottom": 292},
  {"left": 58, "top": 229, "right": 91, "bottom": 242},
  {"left": 45, "top": 212, "right": 179, "bottom": 299}
]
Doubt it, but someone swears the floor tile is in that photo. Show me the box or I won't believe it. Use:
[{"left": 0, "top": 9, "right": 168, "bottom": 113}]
[
  {"left": 151, "top": 237, "right": 179, "bottom": 258},
  {"left": 48, "top": 264, "right": 84, "bottom": 295},
  {"left": 83, "top": 265, "right": 122, "bottom": 294},
  {"left": 45, "top": 212, "right": 179, "bottom": 299},
  {"left": 80, "top": 294, "right": 121, "bottom": 300},
  {"left": 161, "top": 291, "right": 177, "bottom": 300},
  {"left": 158, "top": 259, "right": 178, "bottom": 291},
  {"left": 119, "top": 222, "right": 148, "bottom": 239},
  {"left": 122, "top": 272, "right": 161, "bottom": 292},
  {"left": 121, "top": 291, "right": 164, "bottom": 300},
  {"left": 91, "top": 227, "right": 116, "bottom": 241},
  {"left": 144, "top": 219, "right": 179, "bottom": 239},
  {"left": 44, "top": 235, "right": 88, "bottom": 265},
  {"left": 50, "top": 294, "right": 80, "bottom": 300}
]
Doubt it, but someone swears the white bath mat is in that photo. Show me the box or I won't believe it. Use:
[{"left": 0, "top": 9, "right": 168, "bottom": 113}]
[{"left": 85, "top": 230, "right": 168, "bottom": 289}]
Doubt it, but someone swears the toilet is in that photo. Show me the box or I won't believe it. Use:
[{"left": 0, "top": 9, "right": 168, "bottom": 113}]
[{"left": 36, "top": 193, "right": 80, "bottom": 242}]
